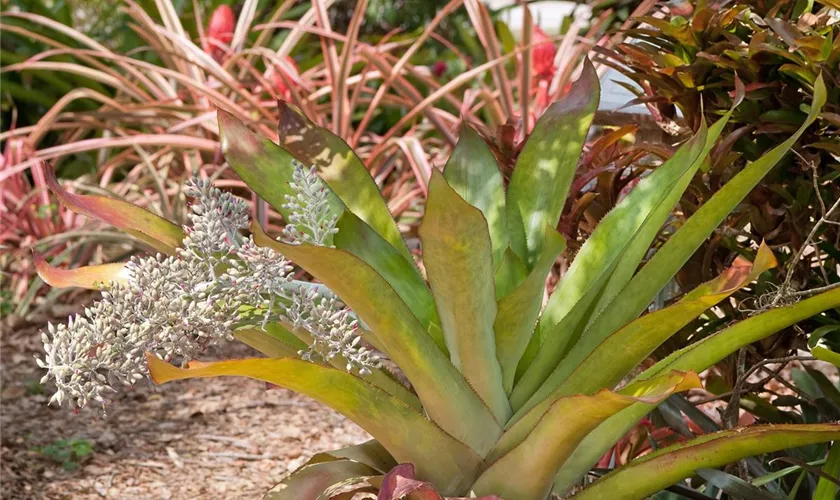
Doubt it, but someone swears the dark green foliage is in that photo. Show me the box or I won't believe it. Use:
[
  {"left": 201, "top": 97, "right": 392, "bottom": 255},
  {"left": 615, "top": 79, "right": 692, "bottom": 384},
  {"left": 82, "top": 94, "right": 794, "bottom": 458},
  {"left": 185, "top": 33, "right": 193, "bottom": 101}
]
[{"left": 37, "top": 438, "right": 94, "bottom": 471}]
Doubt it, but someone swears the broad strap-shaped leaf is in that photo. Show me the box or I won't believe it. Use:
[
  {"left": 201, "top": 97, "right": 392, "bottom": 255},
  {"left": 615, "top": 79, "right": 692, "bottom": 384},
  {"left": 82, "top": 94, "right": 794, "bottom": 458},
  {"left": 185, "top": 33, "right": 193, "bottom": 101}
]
[
  {"left": 511, "top": 243, "right": 776, "bottom": 429},
  {"left": 218, "top": 110, "right": 327, "bottom": 223},
  {"left": 506, "top": 58, "right": 599, "bottom": 267},
  {"left": 473, "top": 371, "right": 701, "bottom": 500},
  {"left": 264, "top": 440, "right": 397, "bottom": 499},
  {"left": 236, "top": 320, "right": 417, "bottom": 407},
  {"left": 495, "top": 226, "right": 565, "bottom": 394},
  {"left": 334, "top": 210, "right": 444, "bottom": 351},
  {"left": 579, "top": 75, "right": 827, "bottom": 357},
  {"left": 275, "top": 102, "right": 411, "bottom": 261},
  {"left": 443, "top": 124, "right": 508, "bottom": 267},
  {"left": 512, "top": 122, "right": 709, "bottom": 405},
  {"left": 308, "top": 440, "right": 397, "bottom": 474},
  {"left": 583, "top": 107, "right": 735, "bottom": 334},
  {"left": 815, "top": 441, "right": 840, "bottom": 500},
  {"left": 511, "top": 278, "right": 610, "bottom": 404},
  {"left": 33, "top": 251, "right": 129, "bottom": 289},
  {"left": 533, "top": 120, "right": 708, "bottom": 342},
  {"left": 553, "top": 283, "right": 840, "bottom": 495},
  {"left": 813, "top": 346, "right": 840, "bottom": 368},
  {"left": 494, "top": 248, "right": 529, "bottom": 299},
  {"left": 252, "top": 224, "right": 503, "bottom": 456},
  {"left": 636, "top": 285, "right": 840, "bottom": 384},
  {"left": 147, "top": 356, "right": 485, "bottom": 495},
  {"left": 44, "top": 166, "right": 184, "bottom": 254},
  {"left": 571, "top": 425, "right": 840, "bottom": 500},
  {"left": 233, "top": 326, "right": 304, "bottom": 358},
  {"left": 489, "top": 369, "right": 700, "bottom": 469},
  {"left": 419, "top": 171, "right": 510, "bottom": 423},
  {"left": 552, "top": 399, "right": 655, "bottom": 495},
  {"left": 264, "top": 459, "right": 379, "bottom": 500}
]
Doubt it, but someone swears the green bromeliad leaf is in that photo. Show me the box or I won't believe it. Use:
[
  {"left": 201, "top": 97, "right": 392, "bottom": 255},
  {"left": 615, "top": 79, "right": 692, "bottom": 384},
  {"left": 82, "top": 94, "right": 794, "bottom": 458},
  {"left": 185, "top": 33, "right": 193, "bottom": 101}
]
[
  {"left": 443, "top": 124, "right": 508, "bottom": 268},
  {"left": 252, "top": 223, "right": 503, "bottom": 456},
  {"left": 233, "top": 326, "right": 303, "bottom": 359},
  {"left": 505, "top": 244, "right": 776, "bottom": 446},
  {"left": 473, "top": 371, "right": 701, "bottom": 499},
  {"left": 420, "top": 171, "right": 510, "bottom": 422},
  {"left": 218, "top": 110, "right": 334, "bottom": 223},
  {"left": 510, "top": 120, "right": 709, "bottom": 408},
  {"left": 308, "top": 440, "right": 397, "bottom": 474},
  {"left": 44, "top": 165, "right": 184, "bottom": 255},
  {"left": 506, "top": 58, "right": 599, "bottom": 268},
  {"left": 264, "top": 460, "right": 379, "bottom": 500},
  {"left": 638, "top": 286, "right": 840, "bottom": 384},
  {"left": 571, "top": 425, "right": 840, "bottom": 500},
  {"left": 147, "top": 356, "right": 485, "bottom": 495},
  {"left": 275, "top": 102, "right": 412, "bottom": 261},
  {"left": 552, "top": 284, "right": 840, "bottom": 495},
  {"left": 578, "top": 75, "right": 828, "bottom": 361},
  {"left": 815, "top": 441, "right": 840, "bottom": 500},
  {"left": 494, "top": 226, "right": 565, "bottom": 394},
  {"left": 333, "top": 210, "right": 443, "bottom": 350},
  {"left": 265, "top": 440, "right": 397, "bottom": 499},
  {"left": 494, "top": 248, "right": 529, "bottom": 300}
]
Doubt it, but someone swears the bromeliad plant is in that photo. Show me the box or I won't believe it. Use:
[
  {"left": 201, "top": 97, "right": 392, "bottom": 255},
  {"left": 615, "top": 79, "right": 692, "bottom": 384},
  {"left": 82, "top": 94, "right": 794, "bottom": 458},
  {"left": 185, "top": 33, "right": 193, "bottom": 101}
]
[{"left": 36, "top": 62, "right": 840, "bottom": 499}]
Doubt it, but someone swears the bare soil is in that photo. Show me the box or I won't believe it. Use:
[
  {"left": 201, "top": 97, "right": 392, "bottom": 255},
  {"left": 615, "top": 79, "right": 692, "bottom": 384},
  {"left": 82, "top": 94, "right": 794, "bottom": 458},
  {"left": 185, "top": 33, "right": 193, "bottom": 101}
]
[{"left": 1, "top": 308, "right": 370, "bottom": 500}]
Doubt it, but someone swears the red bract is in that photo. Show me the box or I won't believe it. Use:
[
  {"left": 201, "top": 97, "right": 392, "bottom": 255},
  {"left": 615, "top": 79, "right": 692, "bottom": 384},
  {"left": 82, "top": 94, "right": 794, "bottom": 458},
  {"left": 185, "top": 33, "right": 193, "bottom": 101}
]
[
  {"left": 532, "top": 26, "right": 557, "bottom": 79},
  {"left": 432, "top": 60, "right": 447, "bottom": 78},
  {"left": 202, "top": 5, "right": 235, "bottom": 62},
  {"left": 266, "top": 57, "right": 300, "bottom": 100}
]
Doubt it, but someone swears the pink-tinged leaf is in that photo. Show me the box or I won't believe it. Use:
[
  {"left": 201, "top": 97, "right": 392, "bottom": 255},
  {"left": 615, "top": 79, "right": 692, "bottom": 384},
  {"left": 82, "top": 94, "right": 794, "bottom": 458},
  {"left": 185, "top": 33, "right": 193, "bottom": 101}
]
[
  {"left": 44, "top": 166, "right": 183, "bottom": 254},
  {"left": 265, "top": 460, "right": 379, "bottom": 500},
  {"left": 378, "top": 464, "right": 502, "bottom": 500},
  {"left": 33, "top": 251, "right": 128, "bottom": 289}
]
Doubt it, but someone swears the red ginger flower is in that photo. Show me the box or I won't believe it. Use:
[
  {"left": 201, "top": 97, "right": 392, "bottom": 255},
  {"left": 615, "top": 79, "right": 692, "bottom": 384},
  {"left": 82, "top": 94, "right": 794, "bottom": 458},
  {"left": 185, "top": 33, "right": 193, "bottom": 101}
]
[
  {"left": 202, "top": 5, "right": 235, "bottom": 62},
  {"left": 532, "top": 26, "right": 557, "bottom": 79},
  {"left": 265, "top": 56, "right": 300, "bottom": 100}
]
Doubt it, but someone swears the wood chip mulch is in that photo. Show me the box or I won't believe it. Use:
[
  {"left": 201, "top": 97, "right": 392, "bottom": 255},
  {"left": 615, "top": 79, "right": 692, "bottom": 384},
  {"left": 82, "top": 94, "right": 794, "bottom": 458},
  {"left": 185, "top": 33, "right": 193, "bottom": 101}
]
[{"left": 1, "top": 313, "right": 371, "bottom": 499}]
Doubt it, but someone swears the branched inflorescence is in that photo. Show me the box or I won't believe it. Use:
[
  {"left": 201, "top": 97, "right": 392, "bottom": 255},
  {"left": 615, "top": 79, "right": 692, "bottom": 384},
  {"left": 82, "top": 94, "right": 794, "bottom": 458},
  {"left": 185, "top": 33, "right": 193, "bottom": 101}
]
[
  {"left": 38, "top": 168, "right": 377, "bottom": 409},
  {"left": 287, "top": 287, "right": 380, "bottom": 375},
  {"left": 282, "top": 161, "right": 340, "bottom": 246}
]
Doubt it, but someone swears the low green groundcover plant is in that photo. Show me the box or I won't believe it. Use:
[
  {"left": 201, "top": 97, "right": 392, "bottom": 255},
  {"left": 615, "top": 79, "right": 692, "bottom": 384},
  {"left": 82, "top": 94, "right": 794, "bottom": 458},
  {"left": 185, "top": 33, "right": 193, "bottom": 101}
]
[{"left": 35, "top": 62, "right": 840, "bottom": 499}]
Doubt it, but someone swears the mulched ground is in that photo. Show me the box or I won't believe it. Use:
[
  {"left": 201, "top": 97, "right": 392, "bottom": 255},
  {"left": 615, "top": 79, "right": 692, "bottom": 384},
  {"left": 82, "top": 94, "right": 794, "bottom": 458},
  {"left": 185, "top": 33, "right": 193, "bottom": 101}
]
[{"left": 1, "top": 308, "right": 370, "bottom": 499}]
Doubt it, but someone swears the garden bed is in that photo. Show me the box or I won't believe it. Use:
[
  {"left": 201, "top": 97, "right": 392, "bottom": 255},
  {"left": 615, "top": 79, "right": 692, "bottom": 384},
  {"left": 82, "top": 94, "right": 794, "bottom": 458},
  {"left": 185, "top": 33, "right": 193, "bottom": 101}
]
[{"left": 1, "top": 311, "right": 369, "bottom": 499}]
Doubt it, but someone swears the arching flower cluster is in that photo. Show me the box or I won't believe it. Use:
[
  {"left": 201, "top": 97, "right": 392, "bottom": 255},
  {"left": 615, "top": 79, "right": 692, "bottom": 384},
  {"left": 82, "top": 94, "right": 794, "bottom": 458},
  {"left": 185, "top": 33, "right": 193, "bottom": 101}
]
[{"left": 37, "top": 164, "right": 379, "bottom": 409}]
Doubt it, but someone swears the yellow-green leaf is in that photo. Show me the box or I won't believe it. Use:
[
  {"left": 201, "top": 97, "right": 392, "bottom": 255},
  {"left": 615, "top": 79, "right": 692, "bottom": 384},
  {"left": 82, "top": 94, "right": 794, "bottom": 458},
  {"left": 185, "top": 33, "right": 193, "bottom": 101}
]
[
  {"left": 334, "top": 210, "right": 443, "bottom": 350},
  {"left": 444, "top": 124, "right": 508, "bottom": 267},
  {"left": 147, "top": 355, "right": 484, "bottom": 494},
  {"left": 506, "top": 58, "right": 599, "bottom": 267},
  {"left": 419, "top": 171, "right": 510, "bottom": 423},
  {"left": 572, "top": 425, "right": 840, "bottom": 500},
  {"left": 495, "top": 226, "right": 565, "bottom": 394},
  {"left": 33, "top": 251, "right": 128, "bottom": 289},
  {"left": 512, "top": 243, "right": 776, "bottom": 430},
  {"left": 473, "top": 371, "right": 701, "bottom": 500},
  {"left": 252, "top": 223, "right": 502, "bottom": 456}
]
